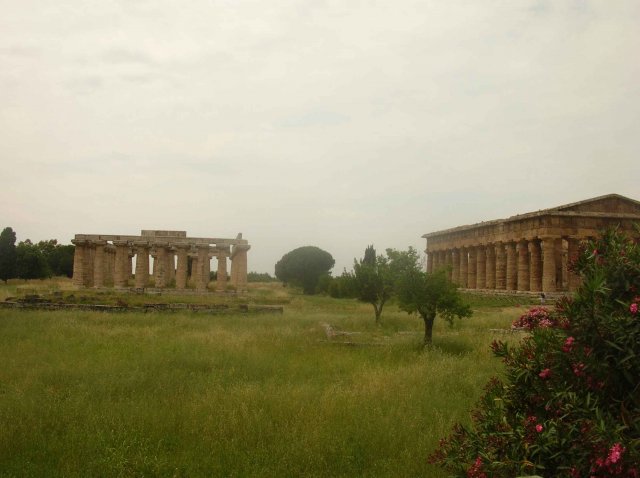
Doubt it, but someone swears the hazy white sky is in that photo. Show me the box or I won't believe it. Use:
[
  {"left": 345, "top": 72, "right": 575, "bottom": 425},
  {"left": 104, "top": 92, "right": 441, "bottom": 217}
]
[{"left": 1, "top": 0, "right": 638, "bottom": 274}]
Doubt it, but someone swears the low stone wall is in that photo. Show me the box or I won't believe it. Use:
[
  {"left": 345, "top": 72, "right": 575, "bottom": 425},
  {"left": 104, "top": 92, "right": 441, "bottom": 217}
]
[{"left": 0, "top": 301, "right": 283, "bottom": 315}]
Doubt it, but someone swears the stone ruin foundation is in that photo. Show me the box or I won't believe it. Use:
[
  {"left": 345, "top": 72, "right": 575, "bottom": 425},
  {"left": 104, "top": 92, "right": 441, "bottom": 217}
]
[{"left": 71, "top": 230, "right": 250, "bottom": 293}]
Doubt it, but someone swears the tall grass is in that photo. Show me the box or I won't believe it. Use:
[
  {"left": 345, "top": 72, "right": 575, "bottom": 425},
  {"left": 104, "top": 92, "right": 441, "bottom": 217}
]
[{"left": 0, "top": 281, "right": 526, "bottom": 477}]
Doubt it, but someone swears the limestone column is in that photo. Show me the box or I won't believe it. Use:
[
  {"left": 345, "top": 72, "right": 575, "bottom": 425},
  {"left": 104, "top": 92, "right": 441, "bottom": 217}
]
[
  {"left": 444, "top": 249, "right": 453, "bottom": 280},
  {"left": 529, "top": 239, "right": 542, "bottom": 292},
  {"left": 128, "top": 251, "right": 134, "bottom": 281},
  {"left": 175, "top": 246, "right": 189, "bottom": 290},
  {"left": 190, "top": 255, "right": 198, "bottom": 286},
  {"left": 216, "top": 249, "right": 228, "bottom": 291},
  {"left": 196, "top": 246, "right": 210, "bottom": 291},
  {"left": 71, "top": 240, "right": 85, "bottom": 287},
  {"left": 476, "top": 246, "right": 486, "bottom": 289},
  {"left": 426, "top": 251, "right": 433, "bottom": 273},
  {"left": 166, "top": 250, "right": 175, "bottom": 285},
  {"left": 230, "top": 245, "right": 250, "bottom": 292},
  {"left": 516, "top": 240, "right": 529, "bottom": 291},
  {"left": 451, "top": 249, "right": 460, "bottom": 284},
  {"left": 82, "top": 241, "right": 95, "bottom": 287},
  {"left": 495, "top": 242, "right": 506, "bottom": 290},
  {"left": 459, "top": 247, "right": 468, "bottom": 288},
  {"left": 486, "top": 245, "right": 496, "bottom": 289},
  {"left": 542, "top": 237, "right": 557, "bottom": 292},
  {"left": 433, "top": 251, "right": 441, "bottom": 271},
  {"left": 106, "top": 246, "right": 115, "bottom": 286},
  {"left": 467, "top": 246, "right": 477, "bottom": 289},
  {"left": 155, "top": 244, "right": 168, "bottom": 288},
  {"left": 567, "top": 237, "right": 582, "bottom": 291},
  {"left": 113, "top": 241, "right": 129, "bottom": 288},
  {"left": 92, "top": 241, "right": 106, "bottom": 288},
  {"left": 134, "top": 243, "right": 150, "bottom": 289},
  {"left": 555, "top": 239, "right": 564, "bottom": 291},
  {"left": 505, "top": 242, "right": 517, "bottom": 291}
]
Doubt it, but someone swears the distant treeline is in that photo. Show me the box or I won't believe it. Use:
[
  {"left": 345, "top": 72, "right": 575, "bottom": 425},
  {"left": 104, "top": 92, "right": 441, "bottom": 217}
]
[{"left": 0, "top": 227, "right": 75, "bottom": 282}]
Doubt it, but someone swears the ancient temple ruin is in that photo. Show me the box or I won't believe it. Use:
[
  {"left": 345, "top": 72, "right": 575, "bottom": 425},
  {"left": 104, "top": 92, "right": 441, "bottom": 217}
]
[
  {"left": 423, "top": 194, "right": 640, "bottom": 293},
  {"left": 71, "top": 230, "right": 250, "bottom": 292}
]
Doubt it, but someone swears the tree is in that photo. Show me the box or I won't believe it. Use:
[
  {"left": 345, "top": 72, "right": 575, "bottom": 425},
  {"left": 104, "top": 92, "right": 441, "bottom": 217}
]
[
  {"left": 0, "top": 227, "right": 17, "bottom": 283},
  {"left": 34, "top": 239, "right": 75, "bottom": 277},
  {"left": 429, "top": 228, "right": 640, "bottom": 476},
  {"left": 16, "top": 240, "right": 51, "bottom": 280},
  {"left": 395, "top": 266, "right": 471, "bottom": 346},
  {"left": 274, "top": 246, "right": 335, "bottom": 294},
  {"left": 353, "top": 246, "right": 393, "bottom": 323}
]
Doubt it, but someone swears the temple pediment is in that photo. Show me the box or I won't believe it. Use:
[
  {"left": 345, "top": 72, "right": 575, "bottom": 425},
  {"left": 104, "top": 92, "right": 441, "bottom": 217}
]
[{"left": 551, "top": 194, "right": 640, "bottom": 215}]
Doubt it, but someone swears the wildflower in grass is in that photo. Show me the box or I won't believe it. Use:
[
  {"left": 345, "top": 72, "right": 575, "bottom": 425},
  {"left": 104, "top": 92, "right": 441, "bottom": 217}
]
[
  {"left": 631, "top": 302, "right": 638, "bottom": 314},
  {"left": 535, "top": 424, "right": 543, "bottom": 433}
]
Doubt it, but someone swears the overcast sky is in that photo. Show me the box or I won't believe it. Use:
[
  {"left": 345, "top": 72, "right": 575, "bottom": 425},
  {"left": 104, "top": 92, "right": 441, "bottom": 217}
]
[{"left": 1, "top": 0, "right": 638, "bottom": 274}]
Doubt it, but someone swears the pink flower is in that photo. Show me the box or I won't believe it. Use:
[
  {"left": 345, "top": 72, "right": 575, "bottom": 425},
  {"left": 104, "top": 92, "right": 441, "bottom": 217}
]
[
  {"left": 608, "top": 443, "right": 625, "bottom": 464},
  {"left": 630, "top": 303, "right": 638, "bottom": 314},
  {"left": 535, "top": 424, "right": 543, "bottom": 433},
  {"left": 572, "top": 362, "right": 586, "bottom": 377},
  {"left": 563, "top": 336, "right": 575, "bottom": 353},
  {"left": 539, "top": 368, "right": 552, "bottom": 379}
]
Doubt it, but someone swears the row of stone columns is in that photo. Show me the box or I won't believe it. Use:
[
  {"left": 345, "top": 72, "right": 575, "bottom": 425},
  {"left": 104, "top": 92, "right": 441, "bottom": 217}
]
[
  {"left": 427, "top": 236, "right": 582, "bottom": 292},
  {"left": 72, "top": 240, "right": 248, "bottom": 292}
]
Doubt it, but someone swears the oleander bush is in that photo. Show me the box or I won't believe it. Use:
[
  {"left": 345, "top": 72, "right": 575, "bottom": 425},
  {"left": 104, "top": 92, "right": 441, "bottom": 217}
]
[{"left": 429, "top": 228, "right": 640, "bottom": 477}]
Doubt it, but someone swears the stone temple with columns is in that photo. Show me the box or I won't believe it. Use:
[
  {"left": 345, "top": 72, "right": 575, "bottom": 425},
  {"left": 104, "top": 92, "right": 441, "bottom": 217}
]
[
  {"left": 71, "top": 230, "right": 250, "bottom": 293},
  {"left": 423, "top": 194, "right": 640, "bottom": 294}
]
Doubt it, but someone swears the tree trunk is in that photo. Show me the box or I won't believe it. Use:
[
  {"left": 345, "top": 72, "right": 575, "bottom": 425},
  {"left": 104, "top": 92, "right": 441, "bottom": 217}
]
[
  {"left": 373, "top": 303, "right": 382, "bottom": 323},
  {"left": 422, "top": 314, "right": 435, "bottom": 346}
]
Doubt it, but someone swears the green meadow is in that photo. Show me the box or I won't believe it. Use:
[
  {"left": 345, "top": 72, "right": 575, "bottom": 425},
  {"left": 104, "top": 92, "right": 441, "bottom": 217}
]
[{"left": 0, "top": 281, "right": 534, "bottom": 477}]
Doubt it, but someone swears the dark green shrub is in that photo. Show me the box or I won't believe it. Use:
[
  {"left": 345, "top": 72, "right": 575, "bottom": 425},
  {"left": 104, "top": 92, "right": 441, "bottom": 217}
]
[{"left": 429, "top": 228, "right": 640, "bottom": 477}]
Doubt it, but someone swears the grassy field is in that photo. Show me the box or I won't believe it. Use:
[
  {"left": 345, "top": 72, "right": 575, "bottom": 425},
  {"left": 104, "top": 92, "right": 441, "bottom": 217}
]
[{"left": 0, "top": 280, "right": 530, "bottom": 477}]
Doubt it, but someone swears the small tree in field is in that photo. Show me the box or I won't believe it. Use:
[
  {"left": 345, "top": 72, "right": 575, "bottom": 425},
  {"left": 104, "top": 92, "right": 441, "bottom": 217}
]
[
  {"left": 353, "top": 246, "right": 393, "bottom": 323},
  {"left": 274, "top": 246, "right": 335, "bottom": 294},
  {"left": 396, "top": 267, "right": 471, "bottom": 346}
]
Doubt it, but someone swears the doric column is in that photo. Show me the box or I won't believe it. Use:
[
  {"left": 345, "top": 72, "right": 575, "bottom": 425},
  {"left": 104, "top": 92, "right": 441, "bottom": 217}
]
[
  {"left": 542, "top": 237, "right": 557, "bottom": 292},
  {"left": 230, "top": 244, "right": 250, "bottom": 292},
  {"left": 134, "top": 242, "right": 150, "bottom": 289},
  {"left": 426, "top": 251, "right": 433, "bottom": 273},
  {"left": 495, "top": 242, "right": 506, "bottom": 290},
  {"left": 128, "top": 251, "right": 134, "bottom": 280},
  {"left": 93, "top": 241, "right": 106, "bottom": 288},
  {"left": 216, "top": 248, "right": 228, "bottom": 291},
  {"left": 445, "top": 249, "right": 453, "bottom": 280},
  {"left": 196, "top": 246, "right": 210, "bottom": 291},
  {"left": 71, "top": 240, "right": 85, "bottom": 287},
  {"left": 175, "top": 245, "right": 189, "bottom": 290},
  {"left": 476, "top": 245, "right": 486, "bottom": 289},
  {"left": 529, "top": 239, "right": 542, "bottom": 292},
  {"left": 83, "top": 245, "right": 94, "bottom": 287},
  {"left": 567, "top": 237, "right": 582, "bottom": 291},
  {"left": 154, "top": 244, "right": 168, "bottom": 288},
  {"left": 106, "top": 246, "right": 116, "bottom": 286},
  {"left": 485, "top": 245, "right": 496, "bottom": 289},
  {"left": 459, "top": 247, "right": 468, "bottom": 288},
  {"left": 166, "top": 250, "right": 175, "bottom": 285},
  {"left": 113, "top": 241, "right": 129, "bottom": 288},
  {"left": 516, "top": 239, "right": 529, "bottom": 291},
  {"left": 467, "top": 246, "right": 477, "bottom": 288},
  {"left": 451, "top": 249, "right": 460, "bottom": 284},
  {"left": 505, "top": 242, "right": 517, "bottom": 291},
  {"left": 555, "top": 239, "right": 564, "bottom": 291}
]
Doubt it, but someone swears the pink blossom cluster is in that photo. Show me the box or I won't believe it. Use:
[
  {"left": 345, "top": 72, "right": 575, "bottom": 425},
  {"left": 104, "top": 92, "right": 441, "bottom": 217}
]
[
  {"left": 511, "top": 307, "right": 561, "bottom": 330},
  {"left": 630, "top": 296, "right": 639, "bottom": 315},
  {"left": 466, "top": 456, "right": 487, "bottom": 478}
]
